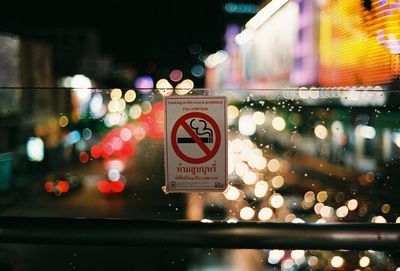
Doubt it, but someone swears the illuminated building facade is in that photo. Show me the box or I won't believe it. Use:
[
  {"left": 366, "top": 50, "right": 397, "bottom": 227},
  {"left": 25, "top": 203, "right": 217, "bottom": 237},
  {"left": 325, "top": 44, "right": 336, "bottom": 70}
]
[{"left": 206, "top": 0, "right": 400, "bottom": 89}]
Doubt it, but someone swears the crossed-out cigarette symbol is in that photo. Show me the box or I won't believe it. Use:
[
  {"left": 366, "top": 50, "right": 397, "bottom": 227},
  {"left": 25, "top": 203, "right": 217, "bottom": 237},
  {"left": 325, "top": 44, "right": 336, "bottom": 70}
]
[{"left": 177, "top": 119, "right": 213, "bottom": 144}]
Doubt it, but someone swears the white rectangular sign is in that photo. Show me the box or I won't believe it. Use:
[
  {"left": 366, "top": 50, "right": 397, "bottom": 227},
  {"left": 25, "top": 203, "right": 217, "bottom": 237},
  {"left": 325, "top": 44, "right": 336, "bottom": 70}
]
[{"left": 164, "top": 96, "right": 227, "bottom": 193}]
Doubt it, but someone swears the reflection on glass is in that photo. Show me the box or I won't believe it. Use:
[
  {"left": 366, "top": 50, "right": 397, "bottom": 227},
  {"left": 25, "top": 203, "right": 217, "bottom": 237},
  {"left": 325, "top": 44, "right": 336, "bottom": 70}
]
[{"left": 0, "top": 87, "right": 400, "bottom": 270}]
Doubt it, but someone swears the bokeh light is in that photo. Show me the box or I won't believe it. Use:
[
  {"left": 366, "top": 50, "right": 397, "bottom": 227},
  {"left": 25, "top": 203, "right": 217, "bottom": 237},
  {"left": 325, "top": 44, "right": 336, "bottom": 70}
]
[
  {"left": 124, "top": 89, "right": 136, "bottom": 102},
  {"left": 252, "top": 111, "right": 266, "bottom": 125},
  {"left": 238, "top": 115, "right": 256, "bottom": 135},
  {"left": 268, "top": 250, "right": 285, "bottom": 265},
  {"left": 317, "top": 191, "right": 328, "bottom": 203},
  {"left": 175, "top": 79, "right": 194, "bottom": 95},
  {"left": 258, "top": 207, "right": 273, "bottom": 221},
  {"left": 110, "top": 88, "right": 122, "bottom": 101},
  {"left": 267, "top": 159, "right": 280, "bottom": 172},
  {"left": 169, "top": 69, "right": 183, "bottom": 82},
  {"left": 254, "top": 181, "right": 268, "bottom": 198},
  {"left": 243, "top": 171, "right": 257, "bottom": 185},
  {"left": 314, "top": 124, "right": 328, "bottom": 139},
  {"left": 336, "top": 206, "right": 349, "bottom": 218},
  {"left": 270, "top": 193, "right": 284, "bottom": 208},
  {"left": 359, "top": 256, "right": 370, "bottom": 268},
  {"left": 347, "top": 199, "right": 358, "bottom": 211},
  {"left": 330, "top": 256, "right": 344, "bottom": 268},
  {"left": 135, "top": 75, "right": 154, "bottom": 93},
  {"left": 224, "top": 185, "right": 241, "bottom": 201},
  {"left": 129, "top": 104, "right": 142, "bottom": 119},
  {"left": 240, "top": 207, "right": 255, "bottom": 220},
  {"left": 156, "top": 79, "right": 173, "bottom": 96},
  {"left": 26, "top": 137, "right": 44, "bottom": 162},
  {"left": 271, "top": 175, "right": 284, "bottom": 188},
  {"left": 58, "top": 116, "right": 69, "bottom": 127},
  {"left": 272, "top": 116, "right": 286, "bottom": 131},
  {"left": 191, "top": 64, "right": 205, "bottom": 78},
  {"left": 227, "top": 105, "right": 240, "bottom": 120}
]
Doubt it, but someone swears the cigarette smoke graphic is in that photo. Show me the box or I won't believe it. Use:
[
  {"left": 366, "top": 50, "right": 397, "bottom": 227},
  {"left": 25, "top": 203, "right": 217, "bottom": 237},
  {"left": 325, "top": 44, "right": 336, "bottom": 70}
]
[{"left": 190, "top": 119, "right": 213, "bottom": 143}]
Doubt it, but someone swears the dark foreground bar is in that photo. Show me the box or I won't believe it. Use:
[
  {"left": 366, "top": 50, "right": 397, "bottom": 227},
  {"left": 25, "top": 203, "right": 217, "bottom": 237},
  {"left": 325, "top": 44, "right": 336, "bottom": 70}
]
[{"left": 0, "top": 217, "right": 399, "bottom": 250}]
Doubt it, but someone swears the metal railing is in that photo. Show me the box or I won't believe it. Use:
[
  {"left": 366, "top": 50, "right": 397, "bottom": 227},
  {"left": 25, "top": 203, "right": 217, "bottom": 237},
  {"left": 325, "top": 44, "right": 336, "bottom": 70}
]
[{"left": 0, "top": 217, "right": 399, "bottom": 250}]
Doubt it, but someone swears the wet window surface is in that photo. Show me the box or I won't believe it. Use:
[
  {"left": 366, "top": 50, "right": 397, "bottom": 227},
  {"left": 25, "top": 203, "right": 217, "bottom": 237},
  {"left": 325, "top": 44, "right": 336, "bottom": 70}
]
[{"left": 0, "top": 88, "right": 399, "bottom": 270}]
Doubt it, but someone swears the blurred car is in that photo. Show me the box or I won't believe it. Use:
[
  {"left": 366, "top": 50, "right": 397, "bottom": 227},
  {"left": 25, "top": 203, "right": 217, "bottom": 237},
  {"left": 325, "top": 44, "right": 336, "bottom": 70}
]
[
  {"left": 97, "top": 179, "right": 125, "bottom": 194},
  {"left": 44, "top": 172, "right": 82, "bottom": 196}
]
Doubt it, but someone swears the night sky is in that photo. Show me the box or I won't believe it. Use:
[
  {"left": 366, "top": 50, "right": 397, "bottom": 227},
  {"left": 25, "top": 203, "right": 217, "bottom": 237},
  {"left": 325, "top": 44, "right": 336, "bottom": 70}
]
[{"left": 1, "top": 0, "right": 260, "bottom": 78}]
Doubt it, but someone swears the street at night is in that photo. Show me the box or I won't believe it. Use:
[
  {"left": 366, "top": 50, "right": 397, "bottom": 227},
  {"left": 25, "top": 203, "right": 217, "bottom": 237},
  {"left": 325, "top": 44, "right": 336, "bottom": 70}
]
[{"left": 2, "top": 0, "right": 400, "bottom": 270}]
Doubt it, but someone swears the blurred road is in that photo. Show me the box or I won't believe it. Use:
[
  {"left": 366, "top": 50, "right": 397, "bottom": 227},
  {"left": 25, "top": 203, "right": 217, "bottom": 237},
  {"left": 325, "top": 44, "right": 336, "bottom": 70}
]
[
  {"left": 0, "top": 137, "right": 398, "bottom": 270},
  {"left": 2, "top": 139, "right": 186, "bottom": 219},
  {"left": 0, "top": 139, "right": 196, "bottom": 271}
]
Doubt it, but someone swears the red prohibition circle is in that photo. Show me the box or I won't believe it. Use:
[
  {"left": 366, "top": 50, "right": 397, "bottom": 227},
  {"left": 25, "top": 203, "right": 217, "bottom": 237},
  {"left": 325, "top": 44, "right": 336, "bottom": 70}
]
[{"left": 171, "top": 112, "right": 221, "bottom": 164}]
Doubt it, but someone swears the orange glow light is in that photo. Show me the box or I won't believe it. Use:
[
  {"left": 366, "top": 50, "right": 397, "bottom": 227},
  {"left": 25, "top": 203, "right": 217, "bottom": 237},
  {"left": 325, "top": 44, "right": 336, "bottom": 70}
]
[
  {"left": 44, "top": 181, "right": 54, "bottom": 193},
  {"left": 319, "top": 0, "right": 397, "bottom": 86},
  {"left": 57, "top": 181, "right": 70, "bottom": 193},
  {"left": 98, "top": 180, "right": 111, "bottom": 193}
]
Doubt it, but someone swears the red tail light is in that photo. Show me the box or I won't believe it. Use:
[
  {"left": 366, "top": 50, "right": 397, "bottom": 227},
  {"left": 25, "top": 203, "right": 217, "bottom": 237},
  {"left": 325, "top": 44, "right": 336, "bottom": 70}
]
[
  {"left": 98, "top": 180, "right": 111, "bottom": 193},
  {"left": 44, "top": 181, "right": 54, "bottom": 193},
  {"left": 57, "top": 181, "right": 70, "bottom": 193},
  {"left": 110, "top": 180, "right": 125, "bottom": 193}
]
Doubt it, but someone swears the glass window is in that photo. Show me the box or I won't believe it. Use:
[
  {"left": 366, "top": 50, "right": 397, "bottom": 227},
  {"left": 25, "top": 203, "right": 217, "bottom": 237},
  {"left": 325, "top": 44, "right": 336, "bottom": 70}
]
[{"left": 0, "top": 88, "right": 399, "bottom": 270}]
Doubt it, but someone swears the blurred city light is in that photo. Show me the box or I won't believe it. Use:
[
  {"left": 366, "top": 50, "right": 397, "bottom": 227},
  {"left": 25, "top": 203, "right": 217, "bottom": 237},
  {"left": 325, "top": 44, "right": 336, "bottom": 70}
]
[
  {"left": 224, "top": 2, "right": 257, "bottom": 14},
  {"left": 223, "top": 185, "right": 241, "bottom": 201},
  {"left": 252, "top": 111, "right": 266, "bottom": 125},
  {"left": 227, "top": 105, "right": 239, "bottom": 120},
  {"left": 254, "top": 181, "right": 268, "bottom": 198},
  {"left": 271, "top": 175, "right": 284, "bottom": 188},
  {"left": 359, "top": 256, "right": 370, "bottom": 268},
  {"left": 110, "top": 88, "right": 122, "bottom": 100},
  {"left": 191, "top": 65, "right": 205, "bottom": 78},
  {"left": 242, "top": 171, "right": 257, "bottom": 185},
  {"left": 66, "top": 130, "right": 81, "bottom": 145},
  {"left": 393, "top": 133, "right": 400, "bottom": 148},
  {"left": 71, "top": 74, "right": 92, "bottom": 102},
  {"left": 240, "top": 206, "right": 255, "bottom": 220},
  {"left": 336, "top": 206, "right": 349, "bottom": 218},
  {"left": 267, "top": 159, "right": 280, "bottom": 172},
  {"left": 156, "top": 79, "right": 173, "bottom": 96},
  {"left": 268, "top": 250, "right": 285, "bottom": 264},
  {"left": 272, "top": 116, "right": 286, "bottom": 131},
  {"left": 124, "top": 89, "right": 136, "bottom": 103},
  {"left": 204, "top": 50, "right": 228, "bottom": 68},
  {"left": 58, "top": 116, "right": 69, "bottom": 127},
  {"left": 89, "top": 93, "right": 106, "bottom": 119},
  {"left": 270, "top": 193, "right": 284, "bottom": 208},
  {"left": 347, "top": 199, "right": 358, "bottom": 211},
  {"left": 330, "top": 256, "right": 344, "bottom": 268},
  {"left": 107, "top": 169, "right": 120, "bottom": 181},
  {"left": 134, "top": 75, "right": 154, "bottom": 93},
  {"left": 238, "top": 114, "right": 256, "bottom": 135},
  {"left": 314, "top": 124, "right": 328, "bottom": 139},
  {"left": 26, "top": 137, "right": 44, "bottom": 162},
  {"left": 258, "top": 207, "right": 273, "bottom": 221},
  {"left": 234, "top": 29, "right": 255, "bottom": 45},
  {"left": 71, "top": 74, "right": 91, "bottom": 89},
  {"left": 357, "top": 125, "right": 376, "bottom": 139},
  {"left": 175, "top": 79, "right": 194, "bottom": 95},
  {"left": 82, "top": 128, "right": 92, "bottom": 140},
  {"left": 245, "top": 0, "right": 289, "bottom": 30},
  {"left": 129, "top": 104, "right": 142, "bottom": 119},
  {"left": 169, "top": 69, "right": 183, "bottom": 82}
]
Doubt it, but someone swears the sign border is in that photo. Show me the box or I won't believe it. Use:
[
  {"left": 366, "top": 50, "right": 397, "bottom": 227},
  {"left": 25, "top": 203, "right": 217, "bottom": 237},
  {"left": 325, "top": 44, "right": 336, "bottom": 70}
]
[
  {"left": 164, "top": 95, "right": 227, "bottom": 193},
  {"left": 171, "top": 111, "right": 221, "bottom": 164}
]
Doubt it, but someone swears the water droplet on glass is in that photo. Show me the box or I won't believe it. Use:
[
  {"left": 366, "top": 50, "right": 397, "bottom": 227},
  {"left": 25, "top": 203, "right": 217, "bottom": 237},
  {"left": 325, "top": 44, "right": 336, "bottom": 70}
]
[{"left": 161, "top": 186, "right": 169, "bottom": 194}]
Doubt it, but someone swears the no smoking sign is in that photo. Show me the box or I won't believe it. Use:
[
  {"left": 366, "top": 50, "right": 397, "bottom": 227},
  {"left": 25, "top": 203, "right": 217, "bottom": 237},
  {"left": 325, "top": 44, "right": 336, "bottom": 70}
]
[{"left": 164, "top": 96, "right": 227, "bottom": 192}]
